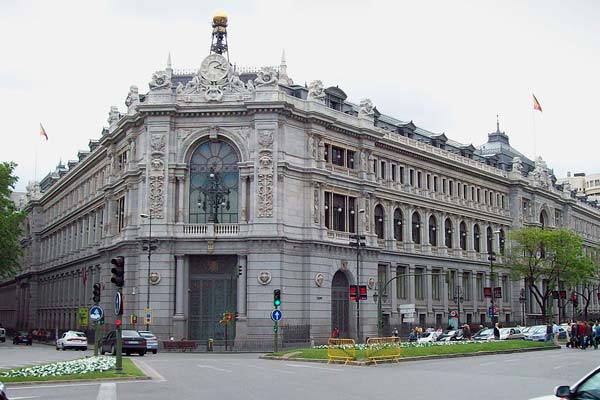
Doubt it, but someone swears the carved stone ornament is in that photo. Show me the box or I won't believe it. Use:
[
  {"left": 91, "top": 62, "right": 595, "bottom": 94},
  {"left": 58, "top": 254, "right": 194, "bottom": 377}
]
[
  {"left": 125, "top": 85, "right": 139, "bottom": 107},
  {"left": 107, "top": 106, "right": 120, "bottom": 126},
  {"left": 340, "top": 260, "right": 348, "bottom": 271},
  {"left": 511, "top": 156, "right": 523, "bottom": 173},
  {"left": 257, "top": 271, "right": 272, "bottom": 285},
  {"left": 151, "top": 134, "right": 166, "bottom": 154},
  {"left": 149, "top": 176, "right": 164, "bottom": 219},
  {"left": 364, "top": 198, "right": 370, "bottom": 232},
  {"left": 258, "top": 129, "right": 274, "bottom": 148},
  {"left": 307, "top": 80, "right": 326, "bottom": 102},
  {"left": 313, "top": 188, "right": 320, "bottom": 224},
  {"left": 358, "top": 98, "right": 375, "bottom": 117},
  {"left": 257, "top": 150, "right": 274, "bottom": 218},
  {"left": 367, "top": 277, "right": 376, "bottom": 290},
  {"left": 149, "top": 70, "right": 172, "bottom": 90},
  {"left": 149, "top": 271, "right": 161, "bottom": 285},
  {"left": 308, "top": 135, "right": 317, "bottom": 159},
  {"left": 254, "top": 67, "right": 278, "bottom": 87},
  {"left": 530, "top": 156, "right": 552, "bottom": 188},
  {"left": 177, "top": 128, "right": 193, "bottom": 143},
  {"left": 151, "top": 158, "right": 164, "bottom": 171},
  {"left": 207, "top": 240, "right": 214, "bottom": 254},
  {"left": 315, "top": 273, "right": 325, "bottom": 287}
]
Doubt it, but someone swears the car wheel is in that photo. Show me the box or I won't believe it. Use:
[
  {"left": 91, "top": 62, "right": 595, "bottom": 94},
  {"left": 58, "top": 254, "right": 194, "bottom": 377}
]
[
  {"left": 139, "top": 351, "right": 146, "bottom": 356},
  {"left": 111, "top": 345, "right": 116, "bottom": 356},
  {"left": 82, "top": 347, "right": 87, "bottom": 351},
  {"left": 152, "top": 350, "right": 157, "bottom": 354},
  {"left": 61, "top": 344, "right": 66, "bottom": 351},
  {"left": 56, "top": 345, "right": 60, "bottom": 350},
  {"left": 100, "top": 347, "right": 105, "bottom": 355},
  {"left": 126, "top": 352, "right": 131, "bottom": 356}
]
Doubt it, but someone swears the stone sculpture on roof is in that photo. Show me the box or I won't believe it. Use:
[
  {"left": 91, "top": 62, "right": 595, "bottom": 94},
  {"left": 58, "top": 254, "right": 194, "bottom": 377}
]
[
  {"left": 149, "top": 70, "right": 172, "bottom": 90},
  {"left": 254, "top": 67, "right": 278, "bottom": 87},
  {"left": 307, "top": 80, "right": 326, "bottom": 102},
  {"left": 359, "top": 98, "right": 374, "bottom": 118}
]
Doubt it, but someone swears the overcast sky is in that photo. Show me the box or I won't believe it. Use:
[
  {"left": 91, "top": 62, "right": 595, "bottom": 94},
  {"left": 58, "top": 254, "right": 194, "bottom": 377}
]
[{"left": 2, "top": 0, "right": 599, "bottom": 192}]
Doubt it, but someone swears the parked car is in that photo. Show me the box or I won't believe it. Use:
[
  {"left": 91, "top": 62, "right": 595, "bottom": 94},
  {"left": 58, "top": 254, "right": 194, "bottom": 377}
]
[
  {"left": 417, "top": 331, "right": 440, "bottom": 343},
  {"left": 138, "top": 331, "right": 158, "bottom": 354},
  {"left": 99, "top": 330, "right": 146, "bottom": 356},
  {"left": 0, "top": 381, "right": 8, "bottom": 400},
  {"left": 438, "top": 330, "right": 463, "bottom": 341},
  {"left": 473, "top": 328, "right": 494, "bottom": 341},
  {"left": 524, "top": 325, "right": 548, "bottom": 341},
  {"left": 12, "top": 331, "right": 32, "bottom": 345},
  {"left": 499, "top": 327, "right": 526, "bottom": 340},
  {"left": 56, "top": 331, "right": 88, "bottom": 351},
  {"left": 0, "top": 328, "right": 5, "bottom": 343},
  {"left": 529, "top": 365, "right": 600, "bottom": 399}
]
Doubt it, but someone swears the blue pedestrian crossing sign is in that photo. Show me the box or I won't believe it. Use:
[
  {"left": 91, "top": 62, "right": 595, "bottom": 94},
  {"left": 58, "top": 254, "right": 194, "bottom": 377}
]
[
  {"left": 271, "top": 309, "right": 283, "bottom": 322},
  {"left": 90, "top": 306, "right": 104, "bottom": 321}
]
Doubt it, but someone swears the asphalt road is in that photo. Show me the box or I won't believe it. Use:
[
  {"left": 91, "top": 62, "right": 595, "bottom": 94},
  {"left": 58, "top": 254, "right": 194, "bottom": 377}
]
[
  {"left": 0, "top": 340, "right": 93, "bottom": 370},
  {"left": 4, "top": 346, "right": 600, "bottom": 400}
]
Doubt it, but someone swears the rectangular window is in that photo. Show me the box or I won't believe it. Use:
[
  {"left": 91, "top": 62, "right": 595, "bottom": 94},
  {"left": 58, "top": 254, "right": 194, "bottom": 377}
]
[
  {"left": 434, "top": 176, "right": 438, "bottom": 192},
  {"left": 476, "top": 273, "right": 484, "bottom": 300},
  {"left": 331, "top": 146, "right": 345, "bottom": 166},
  {"left": 399, "top": 166, "right": 405, "bottom": 184},
  {"left": 378, "top": 264, "right": 388, "bottom": 296},
  {"left": 457, "top": 182, "right": 462, "bottom": 198},
  {"left": 476, "top": 188, "right": 481, "bottom": 203},
  {"left": 346, "top": 150, "right": 355, "bottom": 169},
  {"left": 449, "top": 180, "right": 454, "bottom": 196},
  {"left": 502, "top": 275, "right": 510, "bottom": 302},
  {"left": 448, "top": 270, "right": 457, "bottom": 300},
  {"left": 426, "top": 174, "right": 431, "bottom": 190},
  {"left": 391, "top": 164, "right": 397, "bottom": 181},
  {"left": 324, "top": 192, "right": 331, "bottom": 229},
  {"left": 463, "top": 271, "right": 471, "bottom": 301},
  {"left": 417, "top": 171, "right": 422, "bottom": 188},
  {"left": 324, "top": 144, "right": 330, "bottom": 162},
  {"left": 442, "top": 178, "right": 447, "bottom": 194},
  {"left": 117, "top": 151, "right": 127, "bottom": 171},
  {"left": 432, "top": 269, "right": 441, "bottom": 300},
  {"left": 409, "top": 169, "right": 414, "bottom": 186},
  {"left": 380, "top": 161, "right": 386, "bottom": 179},
  {"left": 332, "top": 193, "right": 346, "bottom": 231},
  {"left": 372, "top": 159, "right": 377, "bottom": 176},
  {"left": 396, "top": 266, "right": 407, "bottom": 299},
  {"left": 117, "top": 196, "right": 126, "bottom": 232},
  {"left": 415, "top": 268, "right": 425, "bottom": 300}
]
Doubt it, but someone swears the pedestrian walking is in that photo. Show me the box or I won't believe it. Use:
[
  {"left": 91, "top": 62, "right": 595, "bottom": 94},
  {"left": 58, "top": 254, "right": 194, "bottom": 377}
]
[
  {"left": 331, "top": 327, "right": 340, "bottom": 338},
  {"left": 545, "top": 323, "right": 553, "bottom": 344},
  {"left": 391, "top": 327, "right": 399, "bottom": 337},
  {"left": 552, "top": 321, "right": 560, "bottom": 346},
  {"left": 493, "top": 322, "right": 500, "bottom": 340}
]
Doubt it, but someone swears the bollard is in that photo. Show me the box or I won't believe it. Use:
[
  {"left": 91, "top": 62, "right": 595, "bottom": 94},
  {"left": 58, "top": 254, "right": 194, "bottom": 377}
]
[{"left": 207, "top": 338, "right": 213, "bottom": 352}]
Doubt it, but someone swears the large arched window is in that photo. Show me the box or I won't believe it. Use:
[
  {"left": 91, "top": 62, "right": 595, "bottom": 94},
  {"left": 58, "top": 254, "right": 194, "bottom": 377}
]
[
  {"left": 459, "top": 221, "right": 467, "bottom": 250},
  {"left": 486, "top": 226, "right": 493, "bottom": 254},
  {"left": 375, "top": 205, "right": 385, "bottom": 239},
  {"left": 189, "top": 140, "right": 239, "bottom": 223},
  {"left": 393, "top": 208, "right": 403, "bottom": 241},
  {"left": 445, "top": 218, "right": 453, "bottom": 248},
  {"left": 473, "top": 224, "right": 481, "bottom": 252},
  {"left": 412, "top": 212, "right": 421, "bottom": 244},
  {"left": 428, "top": 215, "right": 437, "bottom": 246}
]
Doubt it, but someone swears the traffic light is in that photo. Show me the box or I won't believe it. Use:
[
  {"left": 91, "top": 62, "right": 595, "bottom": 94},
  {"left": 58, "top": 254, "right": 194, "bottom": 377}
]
[
  {"left": 572, "top": 294, "right": 578, "bottom": 308},
  {"left": 273, "top": 289, "right": 281, "bottom": 307},
  {"left": 93, "top": 283, "right": 101, "bottom": 303},
  {"left": 238, "top": 265, "right": 243, "bottom": 276},
  {"left": 110, "top": 256, "right": 125, "bottom": 287},
  {"left": 115, "top": 318, "right": 122, "bottom": 327}
]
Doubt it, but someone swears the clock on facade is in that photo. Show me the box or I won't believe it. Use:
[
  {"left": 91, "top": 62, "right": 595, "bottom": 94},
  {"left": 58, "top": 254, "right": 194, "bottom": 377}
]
[{"left": 200, "top": 54, "right": 230, "bottom": 82}]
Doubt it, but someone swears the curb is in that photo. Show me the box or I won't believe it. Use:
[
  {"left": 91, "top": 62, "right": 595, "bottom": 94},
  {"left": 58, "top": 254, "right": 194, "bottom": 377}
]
[
  {"left": 4, "top": 375, "right": 150, "bottom": 387},
  {"left": 260, "top": 345, "right": 561, "bottom": 366}
]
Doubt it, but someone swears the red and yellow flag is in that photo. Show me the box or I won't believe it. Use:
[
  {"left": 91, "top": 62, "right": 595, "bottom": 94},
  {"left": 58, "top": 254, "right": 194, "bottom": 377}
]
[
  {"left": 533, "top": 94, "right": 543, "bottom": 112},
  {"left": 39, "top": 123, "right": 48, "bottom": 140}
]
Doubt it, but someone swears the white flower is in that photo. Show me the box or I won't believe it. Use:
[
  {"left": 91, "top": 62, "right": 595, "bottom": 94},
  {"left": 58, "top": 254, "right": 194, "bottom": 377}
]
[{"left": 0, "top": 356, "right": 116, "bottom": 378}]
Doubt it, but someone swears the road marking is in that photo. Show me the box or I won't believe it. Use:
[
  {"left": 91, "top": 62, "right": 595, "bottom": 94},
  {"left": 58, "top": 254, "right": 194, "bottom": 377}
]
[
  {"left": 134, "top": 359, "right": 166, "bottom": 382},
  {"left": 236, "top": 363, "right": 295, "bottom": 374},
  {"left": 9, "top": 383, "right": 102, "bottom": 390},
  {"left": 504, "top": 359, "right": 518, "bottom": 362},
  {"left": 10, "top": 397, "right": 40, "bottom": 399},
  {"left": 285, "top": 364, "right": 344, "bottom": 372},
  {"left": 479, "top": 362, "right": 496, "bottom": 366},
  {"left": 554, "top": 365, "right": 564, "bottom": 370},
  {"left": 96, "top": 383, "right": 116, "bottom": 400},
  {"left": 197, "top": 364, "right": 233, "bottom": 373}
]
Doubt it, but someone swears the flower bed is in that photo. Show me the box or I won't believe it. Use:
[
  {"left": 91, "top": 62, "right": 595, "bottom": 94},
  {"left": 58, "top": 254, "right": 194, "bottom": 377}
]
[
  {"left": 0, "top": 356, "right": 115, "bottom": 378},
  {"left": 313, "top": 340, "right": 489, "bottom": 351}
]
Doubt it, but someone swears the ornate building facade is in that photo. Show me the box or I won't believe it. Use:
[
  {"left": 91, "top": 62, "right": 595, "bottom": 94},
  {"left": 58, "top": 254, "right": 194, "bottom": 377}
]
[{"left": 2, "top": 15, "right": 600, "bottom": 346}]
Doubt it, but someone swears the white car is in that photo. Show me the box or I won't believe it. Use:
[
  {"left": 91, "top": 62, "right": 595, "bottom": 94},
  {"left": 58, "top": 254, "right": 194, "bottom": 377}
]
[
  {"left": 417, "top": 331, "right": 440, "bottom": 343},
  {"left": 56, "top": 331, "right": 88, "bottom": 351}
]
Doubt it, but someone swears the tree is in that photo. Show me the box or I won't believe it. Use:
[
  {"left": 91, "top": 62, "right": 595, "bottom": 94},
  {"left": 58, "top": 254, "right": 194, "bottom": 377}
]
[
  {"left": 577, "top": 249, "right": 600, "bottom": 321},
  {"left": 0, "top": 162, "right": 24, "bottom": 278},
  {"left": 505, "top": 227, "right": 594, "bottom": 323}
]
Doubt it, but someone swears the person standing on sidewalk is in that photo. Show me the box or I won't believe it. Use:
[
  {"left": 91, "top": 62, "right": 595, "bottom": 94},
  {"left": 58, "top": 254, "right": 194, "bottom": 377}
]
[{"left": 552, "top": 321, "right": 560, "bottom": 346}]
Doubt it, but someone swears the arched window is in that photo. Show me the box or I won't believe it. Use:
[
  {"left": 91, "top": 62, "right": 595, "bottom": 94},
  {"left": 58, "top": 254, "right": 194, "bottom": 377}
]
[
  {"left": 189, "top": 140, "right": 239, "bottom": 223},
  {"left": 375, "top": 204, "right": 385, "bottom": 239},
  {"left": 473, "top": 224, "right": 481, "bottom": 252},
  {"left": 499, "top": 228, "right": 505, "bottom": 255},
  {"left": 486, "top": 227, "right": 493, "bottom": 254},
  {"left": 540, "top": 210, "right": 548, "bottom": 229},
  {"left": 429, "top": 215, "right": 437, "bottom": 246},
  {"left": 393, "top": 208, "right": 403, "bottom": 241},
  {"left": 459, "top": 221, "right": 467, "bottom": 250},
  {"left": 445, "top": 218, "right": 453, "bottom": 248},
  {"left": 412, "top": 212, "right": 421, "bottom": 244}
]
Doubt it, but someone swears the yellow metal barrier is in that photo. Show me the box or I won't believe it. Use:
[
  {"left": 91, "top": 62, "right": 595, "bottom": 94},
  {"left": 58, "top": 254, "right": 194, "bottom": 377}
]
[
  {"left": 327, "top": 338, "right": 356, "bottom": 365},
  {"left": 366, "top": 337, "right": 401, "bottom": 365}
]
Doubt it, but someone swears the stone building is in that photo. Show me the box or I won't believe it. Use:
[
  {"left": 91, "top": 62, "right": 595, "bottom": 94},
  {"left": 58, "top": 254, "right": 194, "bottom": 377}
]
[{"left": 2, "top": 14, "right": 600, "bottom": 346}]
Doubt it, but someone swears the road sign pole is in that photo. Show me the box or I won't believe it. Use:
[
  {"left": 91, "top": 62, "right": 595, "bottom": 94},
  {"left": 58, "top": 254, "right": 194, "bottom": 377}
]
[
  {"left": 94, "top": 321, "right": 100, "bottom": 356},
  {"left": 115, "top": 289, "right": 123, "bottom": 373},
  {"left": 274, "top": 321, "right": 278, "bottom": 353}
]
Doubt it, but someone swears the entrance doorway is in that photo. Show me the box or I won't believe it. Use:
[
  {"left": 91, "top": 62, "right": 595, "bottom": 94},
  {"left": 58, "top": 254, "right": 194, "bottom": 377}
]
[
  {"left": 331, "top": 271, "right": 350, "bottom": 338},
  {"left": 188, "top": 255, "right": 237, "bottom": 341}
]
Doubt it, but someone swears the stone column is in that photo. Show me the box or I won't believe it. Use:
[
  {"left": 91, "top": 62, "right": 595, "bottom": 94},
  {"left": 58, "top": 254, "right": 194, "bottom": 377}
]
[{"left": 172, "top": 255, "right": 187, "bottom": 341}]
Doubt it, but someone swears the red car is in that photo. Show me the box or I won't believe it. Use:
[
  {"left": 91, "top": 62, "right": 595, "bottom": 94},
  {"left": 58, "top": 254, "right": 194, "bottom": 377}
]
[{"left": 13, "top": 331, "right": 32, "bottom": 345}]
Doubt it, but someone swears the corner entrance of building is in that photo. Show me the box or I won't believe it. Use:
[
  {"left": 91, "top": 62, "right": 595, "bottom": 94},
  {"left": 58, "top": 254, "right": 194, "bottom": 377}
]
[
  {"left": 331, "top": 270, "right": 350, "bottom": 338},
  {"left": 188, "top": 255, "right": 237, "bottom": 341}
]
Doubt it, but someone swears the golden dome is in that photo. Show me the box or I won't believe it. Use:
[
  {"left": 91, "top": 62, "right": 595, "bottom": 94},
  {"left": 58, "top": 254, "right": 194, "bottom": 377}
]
[{"left": 212, "top": 11, "right": 228, "bottom": 27}]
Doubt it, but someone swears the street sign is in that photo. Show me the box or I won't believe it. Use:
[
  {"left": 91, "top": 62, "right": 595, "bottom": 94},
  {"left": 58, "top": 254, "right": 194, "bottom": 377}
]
[
  {"left": 78, "top": 307, "right": 89, "bottom": 327},
  {"left": 114, "top": 292, "right": 123, "bottom": 315},
  {"left": 399, "top": 304, "right": 416, "bottom": 314},
  {"left": 271, "top": 309, "right": 283, "bottom": 321},
  {"left": 449, "top": 310, "right": 458, "bottom": 318},
  {"left": 90, "top": 306, "right": 104, "bottom": 321},
  {"left": 144, "top": 308, "right": 153, "bottom": 325},
  {"left": 488, "top": 306, "right": 500, "bottom": 317},
  {"left": 403, "top": 317, "right": 415, "bottom": 323}
]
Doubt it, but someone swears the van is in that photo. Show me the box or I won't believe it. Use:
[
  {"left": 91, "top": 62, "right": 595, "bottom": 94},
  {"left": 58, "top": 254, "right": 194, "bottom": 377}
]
[{"left": 0, "top": 328, "right": 5, "bottom": 342}]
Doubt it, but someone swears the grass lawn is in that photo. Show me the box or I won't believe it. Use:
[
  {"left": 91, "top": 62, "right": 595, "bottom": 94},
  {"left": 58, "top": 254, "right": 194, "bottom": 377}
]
[
  {"left": 273, "top": 340, "right": 549, "bottom": 360},
  {"left": 0, "top": 357, "right": 145, "bottom": 383}
]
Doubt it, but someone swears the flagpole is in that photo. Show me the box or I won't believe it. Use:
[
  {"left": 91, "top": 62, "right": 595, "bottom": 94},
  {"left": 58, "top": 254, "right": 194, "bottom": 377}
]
[{"left": 531, "top": 107, "right": 537, "bottom": 160}]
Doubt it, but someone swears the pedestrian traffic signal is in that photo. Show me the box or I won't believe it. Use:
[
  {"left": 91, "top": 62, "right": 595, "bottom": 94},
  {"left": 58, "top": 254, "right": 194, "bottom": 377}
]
[
  {"left": 115, "top": 319, "right": 122, "bottom": 327},
  {"left": 273, "top": 289, "right": 281, "bottom": 307},
  {"left": 572, "top": 294, "right": 578, "bottom": 308},
  {"left": 238, "top": 265, "right": 243, "bottom": 276},
  {"left": 92, "top": 283, "right": 101, "bottom": 303},
  {"left": 110, "top": 256, "right": 125, "bottom": 287}
]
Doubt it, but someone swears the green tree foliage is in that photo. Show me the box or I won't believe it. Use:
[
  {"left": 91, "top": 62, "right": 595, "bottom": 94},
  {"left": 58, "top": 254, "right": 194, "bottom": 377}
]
[
  {"left": 505, "top": 227, "right": 594, "bottom": 322},
  {"left": 0, "top": 162, "right": 24, "bottom": 278}
]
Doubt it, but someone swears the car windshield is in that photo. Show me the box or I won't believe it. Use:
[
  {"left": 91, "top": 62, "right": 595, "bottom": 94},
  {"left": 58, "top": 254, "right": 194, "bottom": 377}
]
[
  {"left": 67, "top": 332, "right": 86, "bottom": 337},
  {"left": 18, "top": 331, "right": 29, "bottom": 335},
  {"left": 122, "top": 330, "right": 141, "bottom": 337},
  {"left": 138, "top": 331, "right": 155, "bottom": 338},
  {"left": 477, "top": 329, "right": 492, "bottom": 336}
]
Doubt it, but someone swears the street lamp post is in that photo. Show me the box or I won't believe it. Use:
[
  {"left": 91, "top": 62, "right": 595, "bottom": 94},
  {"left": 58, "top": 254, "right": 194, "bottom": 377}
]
[
  {"left": 488, "top": 251, "right": 497, "bottom": 327},
  {"left": 197, "top": 167, "right": 230, "bottom": 223},
  {"left": 453, "top": 285, "right": 463, "bottom": 328},
  {"left": 519, "top": 288, "right": 526, "bottom": 326},
  {"left": 372, "top": 288, "right": 388, "bottom": 337},
  {"left": 349, "top": 209, "right": 365, "bottom": 342},
  {"left": 140, "top": 213, "right": 153, "bottom": 330}
]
